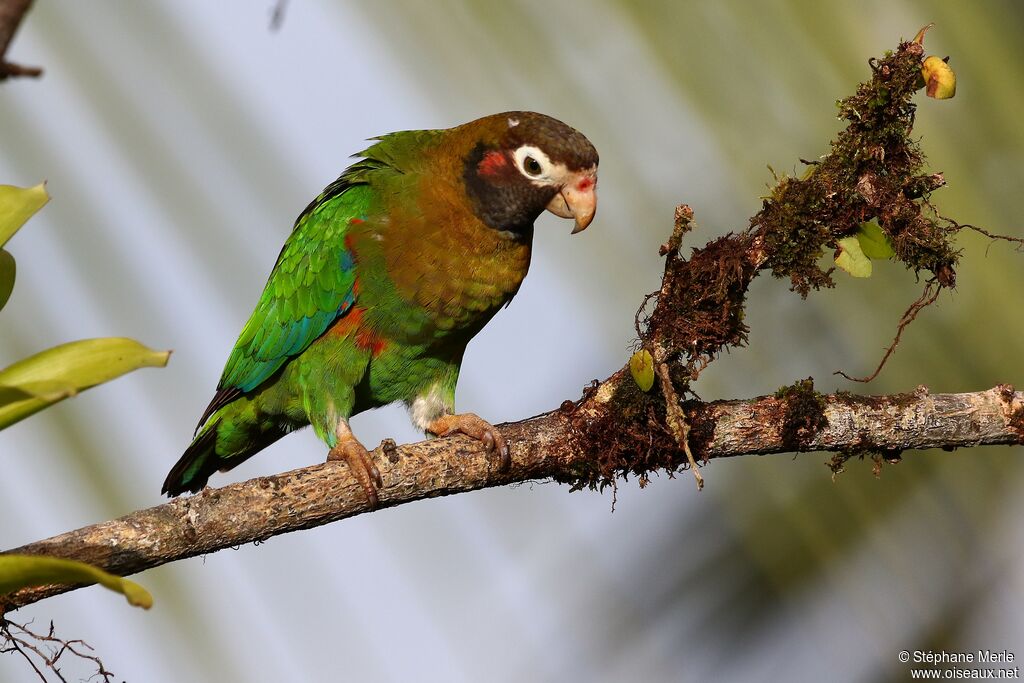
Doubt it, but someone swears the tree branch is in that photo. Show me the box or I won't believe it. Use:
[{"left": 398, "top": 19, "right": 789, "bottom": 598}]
[
  {"left": 0, "top": 0, "right": 41, "bottom": 80},
  {"left": 3, "top": 382, "right": 1022, "bottom": 611}
]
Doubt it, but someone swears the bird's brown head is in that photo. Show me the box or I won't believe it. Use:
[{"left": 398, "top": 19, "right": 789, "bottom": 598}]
[{"left": 459, "top": 111, "right": 598, "bottom": 239}]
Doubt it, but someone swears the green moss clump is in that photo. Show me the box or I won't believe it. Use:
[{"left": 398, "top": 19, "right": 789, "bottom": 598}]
[
  {"left": 774, "top": 377, "right": 828, "bottom": 449},
  {"left": 558, "top": 374, "right": 693, "bottom": 493},
  {"left": 755, "top": 39, "right": 959, "bottom": 296}
]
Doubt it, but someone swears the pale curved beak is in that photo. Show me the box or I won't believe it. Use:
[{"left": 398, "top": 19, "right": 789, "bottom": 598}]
[{"left": 545, "top": 170, "right": 597, "bottom": 234}]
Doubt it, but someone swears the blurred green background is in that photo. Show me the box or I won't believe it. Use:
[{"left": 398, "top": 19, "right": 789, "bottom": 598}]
[{"left": 2, "top": 1, "right": 1022, "bottom": 681}]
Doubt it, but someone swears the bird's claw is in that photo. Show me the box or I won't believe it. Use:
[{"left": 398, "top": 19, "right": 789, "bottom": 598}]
[
  {"left": 327, "top": 435, "right": 382, "bottom": 508},
  {"left": 427, "top": 413, "right": 511, "bottom": 471}
]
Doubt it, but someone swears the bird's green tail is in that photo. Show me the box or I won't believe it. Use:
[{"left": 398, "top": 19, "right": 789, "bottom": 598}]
[
  {"left": 161, "top": 395, "right": 294, "bottom": 497},
  {"left": 162, "top": 422, "right": 224, "bottom": 496}
]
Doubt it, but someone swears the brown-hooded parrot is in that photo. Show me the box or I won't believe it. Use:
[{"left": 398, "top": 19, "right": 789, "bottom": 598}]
[{"left": 163, "top": 111, "right": 599, "bottom": 505}]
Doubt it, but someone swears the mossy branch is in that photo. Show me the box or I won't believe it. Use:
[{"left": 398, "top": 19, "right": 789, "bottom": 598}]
[{"left": 3, "top": 383, "right": 1022, "bottom": 612}]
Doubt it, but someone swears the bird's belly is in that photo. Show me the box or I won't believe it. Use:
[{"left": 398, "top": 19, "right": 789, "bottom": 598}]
[
  {"left": 353, "top": 343, "right": 457, "bottom": 412},
  {"left": 420, "top": 277, "right": 514, "bottom": 333},
  {"left": 363, "top": 271, "right": 518, "bottom": 347}
]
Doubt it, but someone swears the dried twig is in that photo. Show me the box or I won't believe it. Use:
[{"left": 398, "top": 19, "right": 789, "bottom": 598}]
[
  {"left": 1, "top": 618, "right": 116, "bottom": 682},
  {"left": 0, "top": 0, "right": 41, "bottom": 81},
  {"left": 836, "top": 281, "right": 942, "bottom": 382}
]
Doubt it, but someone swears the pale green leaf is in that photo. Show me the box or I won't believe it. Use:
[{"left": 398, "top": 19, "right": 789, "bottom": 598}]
[
  {"left": 856, "top": 222, "right": 895, "bottom": 259},
  {"left": 0, "top": 183, "right": 49, "bottom": 247},
  {"left": 0, "top": 554, "right": 152, "bottom": 609},
  {"left": 0, "top": 337, "right": 171, "bottom": 430},
  {"left": 0, "top": 248, "right": 14, "bottom": 312},
  {"left": 629, "top": 349, "right": 655, "bottom": 392},
  {"left": 835, "top": 236, "right": 872, "bottom": 277}
]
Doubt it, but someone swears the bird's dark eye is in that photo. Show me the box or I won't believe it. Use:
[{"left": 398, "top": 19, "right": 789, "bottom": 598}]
[{"left": 523, "top": 156, "right": 543, "bottom": 177}]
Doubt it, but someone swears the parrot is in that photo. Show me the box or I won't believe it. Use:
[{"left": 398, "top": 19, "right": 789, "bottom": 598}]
[{"left": 162, "top": 111, "right": 599, "bottom": 506}]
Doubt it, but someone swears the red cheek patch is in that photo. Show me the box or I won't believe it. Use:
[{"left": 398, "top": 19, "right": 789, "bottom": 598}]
[
  {"left": 478, "top": 151, "right": 509, "bottom": 176},
  {"left": 576, "top": 176, "right": 595, "bottom": 192}
]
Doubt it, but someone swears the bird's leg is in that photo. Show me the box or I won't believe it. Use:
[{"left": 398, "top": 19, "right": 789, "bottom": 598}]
[
  {"left": 426, "top": 413, "right": 511, "bottom": 471},
  {"left": 327, "top": 419, "right": 383, "bottom": 508}
]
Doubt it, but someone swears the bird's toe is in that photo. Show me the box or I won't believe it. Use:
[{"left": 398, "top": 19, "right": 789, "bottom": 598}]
[{"left": 327, "top": 437, "right": 381, "bottom": 508}]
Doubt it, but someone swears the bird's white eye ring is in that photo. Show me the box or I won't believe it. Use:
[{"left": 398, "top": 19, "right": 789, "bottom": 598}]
[{"left": 513, "top": 145, "right": 552, "bottom": 181}]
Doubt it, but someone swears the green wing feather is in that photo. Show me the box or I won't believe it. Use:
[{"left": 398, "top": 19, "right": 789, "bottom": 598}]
[
  {"left": 196, "top": 132, "right": 438, "bottom": 430},
  {"left": 196, "top": 174, "right": 375, "bottom": 429}
]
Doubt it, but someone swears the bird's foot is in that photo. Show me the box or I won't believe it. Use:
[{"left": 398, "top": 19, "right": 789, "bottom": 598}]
[
  {"left": 327, "top": 428, "right": 383, "bottom": 508},
  {"left": 426, "top": 413, "right": 511, "bottom": 471}
]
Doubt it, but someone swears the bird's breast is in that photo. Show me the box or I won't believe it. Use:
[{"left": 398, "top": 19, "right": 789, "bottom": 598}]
[
  {"left": 396, "top": 229, "right": 531, "bottom": 334},
  {"left": 349, "top": 224, "right": 529, "bottom": 346}
]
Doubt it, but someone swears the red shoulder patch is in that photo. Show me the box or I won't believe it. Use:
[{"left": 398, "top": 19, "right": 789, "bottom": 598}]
[
  {"left": 327, "top": 306, "right": 365, "bottom": 337},
  {"left": 327, "top": 307, "right": 387, "bottom": 357},
  {"left": 355, "top": 328, "right": 388, "bottom": 357}
]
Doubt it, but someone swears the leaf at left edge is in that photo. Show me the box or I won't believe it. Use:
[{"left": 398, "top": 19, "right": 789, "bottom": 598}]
[
  {"left": 835, "top": 236, "right": 872, "bottom": 278},
  {"left": 0, "top": 555, "right": 152, "bottom": 609},
  {"left": 0, "top": 183, "right": 49, "bottom": 248},
  {"left": 0, "top": 248, "right": 13, "bottom": 312},
  {"left": 0, "top": 338, "right": 171, "bottom": 431}
]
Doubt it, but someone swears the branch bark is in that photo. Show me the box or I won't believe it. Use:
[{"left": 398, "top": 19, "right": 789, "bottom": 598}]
[
  {"left": 0, "top": 0, "right": 41, "bottom": 80},
  {"left": 3, "top": 382, "right": 1022, "bottom": 612}
]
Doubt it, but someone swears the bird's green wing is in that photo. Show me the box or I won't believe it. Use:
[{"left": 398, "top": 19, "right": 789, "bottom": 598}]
[{"left": 196, "top": 177, "right": 375, "bottom": 429}]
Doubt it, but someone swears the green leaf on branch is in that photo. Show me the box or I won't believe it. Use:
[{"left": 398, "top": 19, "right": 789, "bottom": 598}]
[
  {"left": 0, "top": 338, "right": 171, "bottom": 431},
  {"left": 0, "top": 554, "right": 152, "bottom": 609},
  {"left": 0, "top": 248, "right": 14, "bottom": 312},
  {"left": 856, "top": 221, "right": 896, "bottom": 259},
  {"left": 0, "top": 183, "right": 48, "bottom": 247},
  {"left": 835, "top": 236, "right": 872, "bottom": 277},
  {"left": 629, "top": 349, "right": 655, "bottom": 392}
]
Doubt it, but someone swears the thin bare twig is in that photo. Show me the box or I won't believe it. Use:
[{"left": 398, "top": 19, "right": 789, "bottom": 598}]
[
  {"left": 836, "top": 281, "right": 942, "bottom": 382},
  {"left": 0, "top": 0, "right": 41, "bottom": 81},
  {"left": 962, "top": 223, "right": 1024, "bottom": 251},
  {"left": 654, "top": 350, "right": 703, "bottom": 490},
  {"left": 1, "top": 618, "right": 116, "bottom": 682}
]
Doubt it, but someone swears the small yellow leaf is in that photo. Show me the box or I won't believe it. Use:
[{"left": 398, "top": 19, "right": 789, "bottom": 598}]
[
  {"left": 922, "top": 55, "right": 956, "bottom": 99},
  {"left": 0, "top": 183, "right": 49, "bottom": 247},
  {"left": 0, "top": 337, "right": 171, "bottom": 431},
  {"left": 835, "top": 236, "right": 872, "bottom": 278},
  {"left": 0, "top": 554, "right": 152, "bottom": 609},
  {"left": 629, "top": 349, "right": 655, "bottom": 392},
  {"left": 856, "top": 222, "right": 895, "bottom": 259}
]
